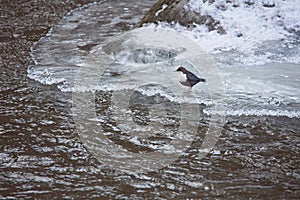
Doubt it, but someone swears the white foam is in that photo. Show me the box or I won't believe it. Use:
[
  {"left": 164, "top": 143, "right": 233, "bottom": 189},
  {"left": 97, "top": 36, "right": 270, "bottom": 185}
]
[
  {"left": 204, "top": 107, "right": 300, "bottom": 118},
  {"left": 156, "top": 0, "right": 300, "bottom": 66},
  {"left": 27, "top": 68, "right": 66, "bottom": 85}
]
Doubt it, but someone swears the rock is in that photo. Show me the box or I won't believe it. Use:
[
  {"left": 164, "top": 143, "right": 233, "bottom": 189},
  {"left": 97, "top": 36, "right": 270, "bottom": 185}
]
[
  {"left": 139, "top": 0, "right": 226, "bottom": 34},
  {"left": 244, "top": 0, "right": 254, "bottom": 6},
  {"left": 262, "top": 0, "right": 275, "bottom": 7}
]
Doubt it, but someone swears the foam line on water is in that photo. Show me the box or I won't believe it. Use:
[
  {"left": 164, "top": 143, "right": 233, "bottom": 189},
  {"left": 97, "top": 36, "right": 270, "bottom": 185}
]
[{"left": 204, "top": 108, "right": 300, "bottom": 118}]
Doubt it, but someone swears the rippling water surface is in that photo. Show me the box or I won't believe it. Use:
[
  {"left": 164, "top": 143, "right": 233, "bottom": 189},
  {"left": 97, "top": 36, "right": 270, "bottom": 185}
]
[{"left": 1, "top": 0, "right": 299, "bottom": 199}]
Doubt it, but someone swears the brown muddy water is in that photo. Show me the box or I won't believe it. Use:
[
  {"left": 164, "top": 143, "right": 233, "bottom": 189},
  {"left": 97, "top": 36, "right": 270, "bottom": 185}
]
[{"left": 0, "top": 0, "right": 299, "bottom": 199}]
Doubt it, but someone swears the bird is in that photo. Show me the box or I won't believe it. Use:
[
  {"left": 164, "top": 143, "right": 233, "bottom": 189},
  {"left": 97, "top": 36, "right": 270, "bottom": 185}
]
[{"left": 176, "top": 66, "right": 206, "bottom": 87}]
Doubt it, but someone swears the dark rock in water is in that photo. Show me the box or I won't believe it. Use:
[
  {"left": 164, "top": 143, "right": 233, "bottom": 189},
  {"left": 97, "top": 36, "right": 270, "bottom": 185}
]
[
  {"left": 236, "top": 32, "right": 243, "bottom": 37},
  {"left": 139, "top": 0, "right": 226, "bottom": 34},
  {"left": 262, "top": 0, "right": 275, "bottom": 7},
  {"left": 244, "top": 0, "right": 254, "bottom": 6},
  {"left": 77, "top": 43, "right": 98, "bottom": 51}
]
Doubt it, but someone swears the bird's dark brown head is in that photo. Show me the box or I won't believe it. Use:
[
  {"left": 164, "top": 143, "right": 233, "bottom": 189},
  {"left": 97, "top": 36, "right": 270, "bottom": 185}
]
[{"left": 176, "top": 66, "right": 189, "bottom": 74}]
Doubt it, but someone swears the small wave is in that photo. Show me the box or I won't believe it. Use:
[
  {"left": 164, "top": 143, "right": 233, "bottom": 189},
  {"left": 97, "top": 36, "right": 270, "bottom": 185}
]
[
  {"left": 204, "top": 108, "right": 300, "bottom": 118},
  {"left": 112, "top": 48, "right": 178, "bottom": 64},
  {"left": 27, "top": 67, "right": 66, "bottom": 85}
]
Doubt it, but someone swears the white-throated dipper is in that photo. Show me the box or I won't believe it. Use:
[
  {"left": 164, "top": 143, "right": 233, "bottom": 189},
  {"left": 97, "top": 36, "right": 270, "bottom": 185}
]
[{"left": 176, "top": 66, "right": 206, "bottom": 87}]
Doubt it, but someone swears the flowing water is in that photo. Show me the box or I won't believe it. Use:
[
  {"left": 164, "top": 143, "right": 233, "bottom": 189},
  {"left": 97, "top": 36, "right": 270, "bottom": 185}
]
[{"left": 1, "top": 0, "right": 299, "bottom": 199}]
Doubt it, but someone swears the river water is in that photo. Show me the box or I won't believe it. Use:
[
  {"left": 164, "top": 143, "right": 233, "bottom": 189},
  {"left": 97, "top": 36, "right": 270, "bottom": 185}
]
[{"left": 1, "top": 0, "right": 299, "bottom": 199}]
